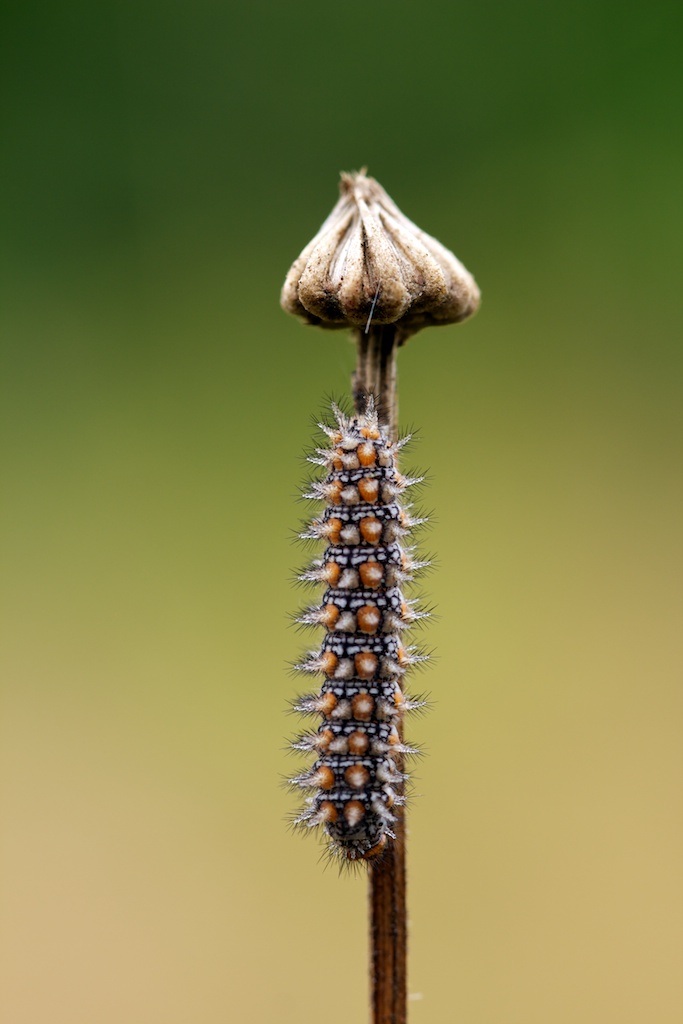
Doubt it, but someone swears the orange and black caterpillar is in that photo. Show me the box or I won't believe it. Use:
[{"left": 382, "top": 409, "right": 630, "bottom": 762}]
[{"left": 290, "top": 398, "right": 428, "bottom": 862}]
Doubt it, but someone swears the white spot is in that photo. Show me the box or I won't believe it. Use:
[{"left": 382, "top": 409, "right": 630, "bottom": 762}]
[{"left": 338, "top": 568, "right": 360, "bottom": 589}]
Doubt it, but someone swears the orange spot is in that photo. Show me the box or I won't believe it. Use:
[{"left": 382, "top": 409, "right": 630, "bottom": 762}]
[
  {"left": 363, "top": 835, "right": 388, "bottom": 859},
  {"left": 358, "top": 477, "right": 379, "bottom": 503},
  {"left": 318, "top": 692, "right": 337, "bottom": 715},
  {"left": 330, "top": 431, "right": 343, "bottom": 445},
  {"left": 327, "top": 479, "right": 343, "bottom": 505},
  {"left": 393, "top": 689, "right": 405, "bottom": 708},
  {"left": 400, "top": 601, "right": 411, "bottom": 621},
  {"left": 326, "top": 518, "right": 342, "bottom": 543},
  {"left": 318, "top": 800, "right": 338, "bottom": 823},
  {"left": 348, "top": 730, "right": 369, "bottom": 755},
  {"left": 388, "top": 727, "right": 401, "bottom": 746},
  {"left": 344, "top": 800, "right": 365, "bottom": 826},
  {"left": 359, "top": 517, "right": 382, "bottom": 544},
  {"left": 384, "top": 791, "right": 395, "bottom": 809},
  {"left": 315, "top": 728, "right": 334, "bottom": 751},
  {"left": 357, "top": 605, "right": 381, "bottom": 634},
  {"left": 319, "top": 651, "right": 338, "bottom": 676},
  {"left": 397, "top": 646, "right": 408, "bottom": 666},
  {"left": 344, "top": 764, "right": 370, "bottom": 790},
  {"left": 359, "top": 562, "right": 383, "bottom": 589},
  {"left": 313, "top": 766, "right": 335, "bottom": 790},
  {"left": 319, "top": 604, "right": 340, "bottom": 629},
  {"left": 332, "top": 457, "right": 343, "bottom": 470},
  {"left": 354, "top": 652, "right": 378, "bottom": 680},
  {"left": 322, "top": 561, "right": 341, "bottom": 586},
  {"left": 351, "top": 693, "right": 374, "bottom": 721},
  {"left": 357, "top": 442, "right": 377, "bottom": 467},
  {"left": 360, "top": 426, "right": 381, "bottom": 440}
]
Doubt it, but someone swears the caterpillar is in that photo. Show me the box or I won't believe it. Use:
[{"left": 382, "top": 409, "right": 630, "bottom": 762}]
[{"left": 290, "top": 397, "right": 428, "bottom": 862}]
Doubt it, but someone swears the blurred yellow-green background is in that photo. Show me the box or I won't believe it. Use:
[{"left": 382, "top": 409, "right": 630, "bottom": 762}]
[{"left": 1, "top": 2, "right": 681, "bottom": 1021}]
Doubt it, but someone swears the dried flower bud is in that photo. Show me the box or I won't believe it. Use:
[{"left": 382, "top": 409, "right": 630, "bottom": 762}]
[{"left": 281, "top": 170, "right": 480, "bottom": 341}]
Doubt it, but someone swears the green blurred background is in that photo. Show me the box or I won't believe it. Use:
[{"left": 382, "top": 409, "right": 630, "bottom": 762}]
[{"left": 1, "top": 1, "right": 681, "bottom": 1021}]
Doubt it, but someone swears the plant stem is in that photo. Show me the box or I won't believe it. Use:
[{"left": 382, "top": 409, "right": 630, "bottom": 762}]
[
  {"left": 353, "top": 325, "right": 399, "bottom": 441},
  {"left": 368, "top": 814, "right": 407, "bottom": 1024},
  {"left": 353, "top": 323, "right": 407, "bottom": 1024}
]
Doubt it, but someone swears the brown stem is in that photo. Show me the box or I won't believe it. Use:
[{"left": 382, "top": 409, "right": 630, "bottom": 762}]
[
  {"left": 353, "top": 323, "right": 407, "bottom": 1024},
  {"left": 368, "top": 809, "right": 407, "bottom": 1024},
  {"left": 353, "top": 325, "right": 399, "bottom": 440}
]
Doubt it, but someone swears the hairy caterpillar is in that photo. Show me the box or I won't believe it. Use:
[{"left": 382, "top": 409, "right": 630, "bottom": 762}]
[{"left": 290, "top": 398, "right": 428, "bottom": 862}]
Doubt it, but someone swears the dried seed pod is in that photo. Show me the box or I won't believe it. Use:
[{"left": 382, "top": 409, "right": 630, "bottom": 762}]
[{"left": 281, "top": 170, "right": 480, "bottom": 341}]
